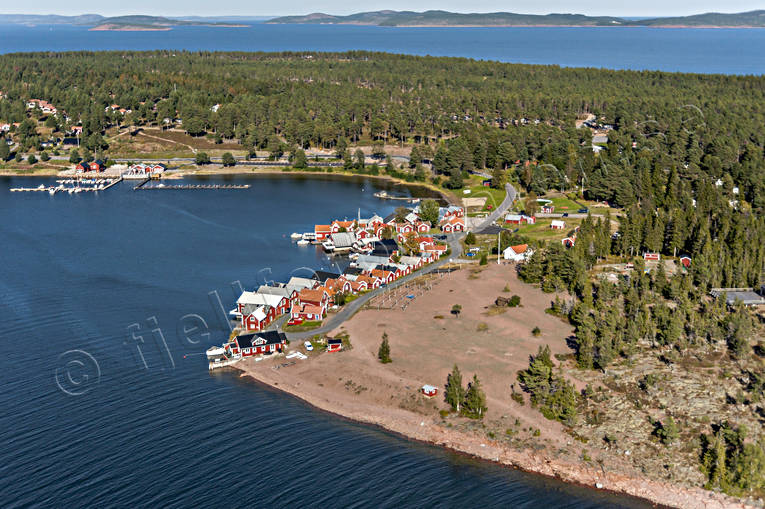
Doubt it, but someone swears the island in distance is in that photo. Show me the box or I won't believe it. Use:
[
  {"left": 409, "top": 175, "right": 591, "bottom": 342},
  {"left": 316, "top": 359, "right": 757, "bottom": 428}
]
[{"left": 267, "top": 9, "right": 765, "bottom": 27}]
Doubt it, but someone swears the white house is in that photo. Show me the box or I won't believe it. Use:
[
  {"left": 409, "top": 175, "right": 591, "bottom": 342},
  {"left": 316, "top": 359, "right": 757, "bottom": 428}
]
[
  {"left": 503, "top": 244, "right": 533, "bottom": 262},
  {"left": 551, "top": 220, "right": 566, "bottom": 230}
]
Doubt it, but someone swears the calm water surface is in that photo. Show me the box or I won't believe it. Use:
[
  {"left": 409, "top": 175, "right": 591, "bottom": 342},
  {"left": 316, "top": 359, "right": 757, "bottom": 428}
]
[
  {"left": 0, "top": 23, "right": 763, "bottom": 74},
  {"left": 0, "top": 175, "right": 650, "bottom": 507}
]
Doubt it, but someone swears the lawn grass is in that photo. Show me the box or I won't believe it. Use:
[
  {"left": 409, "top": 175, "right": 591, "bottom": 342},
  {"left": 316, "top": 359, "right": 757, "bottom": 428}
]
[
  {"left": 545, "top": 195, "right": 582, "bottom": 212},
  {"left": 515, "top": 217, "right": 582, "bottom": 241},
  {"left": 462, "top": 180, "right": 507, "bottom": 212},
  {"left": 283, "top": 320, "right": 324, "bottom": 332}
]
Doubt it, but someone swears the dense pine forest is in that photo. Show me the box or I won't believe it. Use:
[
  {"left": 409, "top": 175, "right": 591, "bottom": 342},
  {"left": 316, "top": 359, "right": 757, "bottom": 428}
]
[{"left": 2, "top": 50, "right": 761, "bottom": 281}]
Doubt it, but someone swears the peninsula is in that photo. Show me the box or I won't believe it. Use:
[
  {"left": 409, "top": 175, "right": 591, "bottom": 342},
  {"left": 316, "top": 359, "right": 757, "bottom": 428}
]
[{"left": 2, "top": 51, "right": 764, "bottom": 507}]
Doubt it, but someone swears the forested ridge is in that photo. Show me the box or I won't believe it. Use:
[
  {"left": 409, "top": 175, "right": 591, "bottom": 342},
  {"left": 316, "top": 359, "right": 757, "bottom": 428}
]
[{"left": 1, "top": 51, "right": 762, "bottom": 283}]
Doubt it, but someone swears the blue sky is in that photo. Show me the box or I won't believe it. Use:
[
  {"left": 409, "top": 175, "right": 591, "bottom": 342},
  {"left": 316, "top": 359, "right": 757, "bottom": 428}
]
[{"left": 3, "top": 1, "right": 763, "bottom": 17}]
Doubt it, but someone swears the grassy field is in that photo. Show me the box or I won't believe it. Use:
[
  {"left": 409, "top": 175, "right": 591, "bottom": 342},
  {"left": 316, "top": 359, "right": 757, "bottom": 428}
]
[
  {"left": 283, "top": 320, "right": 323, "bottom": 332},
  {"left": 514, "top": 217, "right": 582, "bottom": 241},
  {"left": 544, "top": 194, "right": 582, "bottom": 212}
]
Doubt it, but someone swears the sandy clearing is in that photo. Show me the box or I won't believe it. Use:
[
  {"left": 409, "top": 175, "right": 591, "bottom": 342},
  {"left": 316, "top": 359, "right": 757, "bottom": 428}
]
[{"left": 234, "top": 263, "right": 751, "bottom": 509}]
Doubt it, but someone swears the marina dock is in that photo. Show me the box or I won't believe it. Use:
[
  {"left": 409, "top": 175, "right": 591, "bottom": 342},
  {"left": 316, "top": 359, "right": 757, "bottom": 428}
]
[
  {"left": 135, "top": 183, "right": 251, "bottom": 190},
  {"left": 11, "top": 177, "right": 122, "bottom": 195}
]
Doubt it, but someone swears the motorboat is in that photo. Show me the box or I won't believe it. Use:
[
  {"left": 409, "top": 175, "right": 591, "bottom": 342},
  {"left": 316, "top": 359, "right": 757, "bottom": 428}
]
[
  {"left": 206, "top": 345, "right": 226, "bottom": 358},
  {"left": 290, "top": 233, "right": 302, "bottom": 240},
  {"left": 297, "top": 239, "right": 310, "bottom": 246}
]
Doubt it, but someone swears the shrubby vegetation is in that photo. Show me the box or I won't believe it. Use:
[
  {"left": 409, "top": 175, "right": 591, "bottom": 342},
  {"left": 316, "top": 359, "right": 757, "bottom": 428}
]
[{"left": 517, "top": 345, "right": 579, "bottom": 426}]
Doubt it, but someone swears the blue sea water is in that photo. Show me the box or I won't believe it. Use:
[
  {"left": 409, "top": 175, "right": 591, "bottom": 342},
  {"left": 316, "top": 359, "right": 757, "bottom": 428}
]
[
  {"left": 0, "top": 175, "right": 651, "bottom": 508},
  {"left": 0, "top": 22, "right": 764, "bottom": 74}
]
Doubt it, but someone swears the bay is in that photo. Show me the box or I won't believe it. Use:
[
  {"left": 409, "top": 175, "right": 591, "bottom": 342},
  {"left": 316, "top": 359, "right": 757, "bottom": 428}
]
[
  {"left": 0, "top": 175, "right": 649, "bottom": 507},
  {"left": 0, "top": 23, "right": 763, "bottom": 74}
]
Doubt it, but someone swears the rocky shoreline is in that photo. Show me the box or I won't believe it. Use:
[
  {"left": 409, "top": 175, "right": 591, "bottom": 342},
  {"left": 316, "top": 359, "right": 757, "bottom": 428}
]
[{"left": 234, "top": 362, "right": 749, "bottom": 509}]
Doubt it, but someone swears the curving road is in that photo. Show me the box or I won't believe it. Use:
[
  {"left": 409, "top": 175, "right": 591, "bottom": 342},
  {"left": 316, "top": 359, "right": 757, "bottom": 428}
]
[{"left": 285, "top": 183, "right": 516, "bottom": 341}]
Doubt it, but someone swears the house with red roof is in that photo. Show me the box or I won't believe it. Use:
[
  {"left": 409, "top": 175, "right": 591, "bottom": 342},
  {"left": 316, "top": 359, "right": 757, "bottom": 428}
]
[{"left": 314, "top": 224, "right": 332, "bottom": 241}]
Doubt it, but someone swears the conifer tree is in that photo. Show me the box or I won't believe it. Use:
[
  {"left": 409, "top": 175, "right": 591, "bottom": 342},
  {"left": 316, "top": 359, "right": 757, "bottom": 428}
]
[
  {"left": 462, "top": 374, "right": 488, "bottom": 419},
  {"left": 445, "top": 364, "right": 465, "bottom": 412},
  {"left": 378, "top": 332, "right": 392, "bottom": 364}
]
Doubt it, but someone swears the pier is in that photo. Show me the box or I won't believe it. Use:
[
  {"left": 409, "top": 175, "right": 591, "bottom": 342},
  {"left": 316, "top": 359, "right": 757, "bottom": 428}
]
[
  {"left": 135, "top": 183, "right": 251, "bottom": 190},
  {"left": 11, "top": 176, "right": 122, "bottom": 194}
]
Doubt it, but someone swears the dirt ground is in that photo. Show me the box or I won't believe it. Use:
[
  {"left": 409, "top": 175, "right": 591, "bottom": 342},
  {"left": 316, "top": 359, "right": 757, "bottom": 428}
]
[{"left": 234, "top": 263, "right": 750, "bottom": 508}]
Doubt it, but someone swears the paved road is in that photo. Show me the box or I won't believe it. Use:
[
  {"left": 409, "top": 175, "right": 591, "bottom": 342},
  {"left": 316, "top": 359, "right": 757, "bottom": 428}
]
[{"left": 285, "top": 183, "right": 517, "bottom": 341}]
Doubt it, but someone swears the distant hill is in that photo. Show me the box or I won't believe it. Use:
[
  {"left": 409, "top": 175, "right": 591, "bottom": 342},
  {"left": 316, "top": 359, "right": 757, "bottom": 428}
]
[
  {"left": 0, "top": 13, "right": 249, "bottom": 30},
  {"left": 89, "top": 15, "right": 248, "bottom": 30},
  {"left": 267, "top": 9, "right": 765, "bottom": 27},
  {"left": 635, "top": 10, "right": 765, "bottom": 27},
  {"left": 267, "top": 10, "right": 624, "bottom": 26},
  {"left": 0, "top": 14, "right": 104, "bottom": 25}
]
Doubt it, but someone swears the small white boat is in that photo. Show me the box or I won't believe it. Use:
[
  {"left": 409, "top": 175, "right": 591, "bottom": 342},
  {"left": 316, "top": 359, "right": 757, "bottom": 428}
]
[
  {"left": 74, "top": 187, "right": 82, "bottom": 193},
  {"left": 206, "top": 346, "right": 226, "bottom": 358},
  {"left": 67, "top": 188, "right": 74, "bottom": 194},
  {"left": 290, "top": 233, "right": 302, "bottom": 240},
  {"left": 302, "top": 232, "right": 316, "bottom": 241},
  {"left": 48, "top": 188, "right": 56, "bottom": 195},
  {"left": 297, "top": 239, "right": 310, "bottom": 246},
  {"left": 37, "top": 184, "right": 45, "bottom": 190}
]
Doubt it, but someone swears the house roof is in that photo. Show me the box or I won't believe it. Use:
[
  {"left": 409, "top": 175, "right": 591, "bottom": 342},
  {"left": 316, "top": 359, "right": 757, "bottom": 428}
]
[
  {"left": 327, "top": 338, "right": 342, "bottom": 345},
  {"left": 236, "top": 331, "right": 286, "bottom": 348},
  {"left": 343, "top": 266, "right": 364, "bottom": 276},
  {"left": 398, "top": 255, "right": 422, "bottom": 266},
  {"left": 371, "top": 269, "right": 394, "bottom": 279},
  {"left": 356, "top": 254, "right": 391, "bottom": 265},
  {"left": 508, "top": 244, "right": 528, "bottom": 254},
  {"left": 475, "top": 225, "right": 505, "bottom": 235},
  {"left": 287, "top": 277, "right": 317, "bottom": 290},
  {"left": 292, "top": 302, "right": 324, "bottom": 316},
  {"left": 371, "top": 239, "right": 399, "bottom": 257},
  {"left": 242, "top": 304, "right": 269, "bottom": 322},
  {"left": 257, "top": 285, "right": 293, "bottom": 299},
  {"left": 315, "top": 224, "right": 332, "bottom": 233},
  {"left": 551, "top": 220, "right": 566, "bottom": 227},
  {"left": 330, "top": 232, "right": 356, "bottom": 248},
  {"left": 312, "top": 270, "right": 341, "bottom": 283},
  {"left": 238, "top": 291, "right": 284, "bottom": 308},
  {"left": 355, "top": 275, "right": 379, "bottom": 286},
  {"left": 298, "top": 288, "right": 327, "bottom": 304}
]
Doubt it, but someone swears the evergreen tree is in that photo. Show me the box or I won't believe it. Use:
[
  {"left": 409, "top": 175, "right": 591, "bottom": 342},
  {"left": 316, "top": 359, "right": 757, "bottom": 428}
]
[
  {"left": 445, "top": 364, "right": 465, "bottom": 412},
  {"left": 377, "top": 332, "right": 392, "bottom": 363},
  {"left": 462, "top": 374, "right": 488, "bottom": 419},
  {"left": 418, "top": 199, "right": 440, "bottom": 226}
]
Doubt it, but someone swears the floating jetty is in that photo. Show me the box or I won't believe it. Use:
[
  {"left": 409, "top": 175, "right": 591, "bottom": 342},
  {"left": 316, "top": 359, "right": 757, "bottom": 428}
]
[
  {"left": 11, "top": 177, "right": 122, "bottom": 194},
  {"left": 135, "top": 183, "right": 250, "bottom": 191}
]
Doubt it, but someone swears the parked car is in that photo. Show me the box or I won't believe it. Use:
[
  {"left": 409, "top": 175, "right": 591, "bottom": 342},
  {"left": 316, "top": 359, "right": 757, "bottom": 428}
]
[
  {"left": 562, "top": 212, "right": 569, "bottom": 217},
  {"left": 578, "top": 208, "right": 589, "bottom": 213},
  {"left": 304, "top": 340, "right": 313, "bottom": 351}
]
